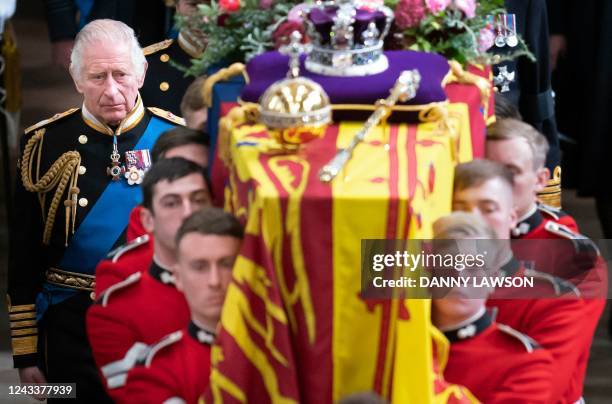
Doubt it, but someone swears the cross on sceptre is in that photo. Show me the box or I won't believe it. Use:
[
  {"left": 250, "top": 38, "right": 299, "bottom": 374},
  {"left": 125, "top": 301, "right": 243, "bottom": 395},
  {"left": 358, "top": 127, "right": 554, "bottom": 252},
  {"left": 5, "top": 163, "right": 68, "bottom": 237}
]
[{"left": 279, "top": 31, "right": 312, "bottom": 78}]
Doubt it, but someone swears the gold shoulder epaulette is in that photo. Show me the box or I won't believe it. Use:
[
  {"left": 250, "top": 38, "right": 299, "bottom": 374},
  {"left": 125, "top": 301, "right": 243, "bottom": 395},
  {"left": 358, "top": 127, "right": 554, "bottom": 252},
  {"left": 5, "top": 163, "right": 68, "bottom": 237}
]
[
  {"left": 145, "top": 330, "right": 183, "bottom": 367},
  {"left": 148, "top": 107, "right": 186, "bottom": 126},
  {"left": 142, "top": 39, "right": 174, "bottom": 56},
  {"left": 497, "top": 323, "right": 540, "bottom": 353},
  {"left": 24, "top": 108, "right": 79, "bottom": 134}
]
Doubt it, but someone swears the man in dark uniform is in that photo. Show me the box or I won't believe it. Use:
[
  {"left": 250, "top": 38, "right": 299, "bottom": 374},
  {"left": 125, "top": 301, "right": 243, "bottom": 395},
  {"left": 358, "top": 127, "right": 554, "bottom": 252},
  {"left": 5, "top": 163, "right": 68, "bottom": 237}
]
[
  {"left": 140, "top": 0, "right": 208, "bottom": 116},
  {"left": 7, "top": 19, "right": 182, "bottom": 402},
  {"left": 453, "top": 160, "right": 604, "bottom": 403},
  {"left": 432, "top": 212, "right": 554, "bottom": 403},
  {"left": 492, "top": 0, "right": 561, "bottom": 207},
  {"left": 87, "top": 158, "right": 211, "bottom": 401},
  {"left": 127, "top": 207, "right": 243, "bottom": 403}
]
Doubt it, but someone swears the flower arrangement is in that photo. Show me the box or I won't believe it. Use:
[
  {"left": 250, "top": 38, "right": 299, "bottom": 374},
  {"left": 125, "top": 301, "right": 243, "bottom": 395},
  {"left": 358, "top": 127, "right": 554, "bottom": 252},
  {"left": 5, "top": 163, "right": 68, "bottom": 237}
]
[
  {"left": 386, "top": 0, "right": 533, "bottom": 64},
  {"left": 182, "top": 0, "right": 533, "bottom": 75},
  {"left": 181, "top": 0, "right": 302, "bottom": 75}
]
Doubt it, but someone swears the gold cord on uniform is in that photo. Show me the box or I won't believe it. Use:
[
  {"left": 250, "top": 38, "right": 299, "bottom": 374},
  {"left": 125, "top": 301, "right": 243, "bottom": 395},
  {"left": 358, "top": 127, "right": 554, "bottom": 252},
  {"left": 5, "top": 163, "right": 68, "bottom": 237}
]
[{"left": 21, "top": 128, "right": 82, "bottom": 246}]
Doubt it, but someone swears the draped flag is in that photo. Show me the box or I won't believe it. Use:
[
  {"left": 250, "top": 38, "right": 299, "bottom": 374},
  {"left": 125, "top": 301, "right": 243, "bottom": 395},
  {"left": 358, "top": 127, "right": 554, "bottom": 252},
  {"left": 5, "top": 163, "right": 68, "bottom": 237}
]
[{"left": 206, "top": 100, "right": 479, "bottom": 403}]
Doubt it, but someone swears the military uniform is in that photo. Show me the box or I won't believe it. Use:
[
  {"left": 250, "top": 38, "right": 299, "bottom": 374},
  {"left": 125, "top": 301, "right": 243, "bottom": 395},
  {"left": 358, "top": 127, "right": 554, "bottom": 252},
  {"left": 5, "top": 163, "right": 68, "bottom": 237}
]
[
  {"left": 509, "top": 204, "right": 607, "bottom": 402},
  {"left": 94, "top": 233, "right": 152, "bottom": 296},
  {"left": 487, "top": 257, "right": 599, "bottom": 402},
  {"left": 126, "top": 205, "right": 148, "bottom": 242},
  {"left": 141, "top": 33, "right": 204, "bottom": 117},
  {"left": 493, "top": 0, "right": 561, "bottom": 207},
  {"left": 126, "top": 322, "right": 214, "bottom": 404},
  {"left": 86, "top": 260, "right": 190, "bottom": 401},
  {"left": 7, "top": 96, "right": 181, "bottom": 402},
  {"left": 443, "top": 310, "right": 553, "bottom": 403}
]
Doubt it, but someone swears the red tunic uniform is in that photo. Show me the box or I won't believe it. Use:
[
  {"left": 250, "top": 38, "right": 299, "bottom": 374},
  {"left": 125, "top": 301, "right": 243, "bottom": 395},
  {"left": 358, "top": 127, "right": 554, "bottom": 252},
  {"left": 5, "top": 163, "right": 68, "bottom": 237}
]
[
  {"left": 443, "top": 310, "right": 553, "bottom": 403},
  {"left": 94, "top": 234, "right": 153, "bottom": 296},
  {"left": 126, "top": 205, "right": 148, "bottom": 242},
  {"left": 511, "top": 205, "right": 607, "bottom": 402},
  {"left": 487, "top": 257, "right": 599, "bottom": 403},
  {"left": 126, "top": 322, "right": 213, "bottom": 404},
  {"left": 86, "top": 261, "right": 190, "bottom": 401}
]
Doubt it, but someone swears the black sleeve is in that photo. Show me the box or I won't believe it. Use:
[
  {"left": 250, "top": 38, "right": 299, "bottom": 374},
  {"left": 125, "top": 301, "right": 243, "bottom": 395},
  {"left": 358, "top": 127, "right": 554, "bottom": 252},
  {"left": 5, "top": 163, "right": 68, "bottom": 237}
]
[
  {"left": 43, "top": 0, "right": 78, "bottom": 42},
  {"left": 546, "top": 0, "right": 569, "bottom": 36},
  {"left": 517, "top": 0, "right": 560, "bottom": 171},
  {"left": 7, "top": 132, "right": 45, "bottom": 368}
]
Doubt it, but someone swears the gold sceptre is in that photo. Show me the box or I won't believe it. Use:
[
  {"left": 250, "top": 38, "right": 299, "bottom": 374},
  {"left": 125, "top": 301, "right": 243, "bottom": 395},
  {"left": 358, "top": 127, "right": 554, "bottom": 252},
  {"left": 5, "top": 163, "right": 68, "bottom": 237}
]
[{"left": 318, "top": 69, "right": 421, "bottom": 183}]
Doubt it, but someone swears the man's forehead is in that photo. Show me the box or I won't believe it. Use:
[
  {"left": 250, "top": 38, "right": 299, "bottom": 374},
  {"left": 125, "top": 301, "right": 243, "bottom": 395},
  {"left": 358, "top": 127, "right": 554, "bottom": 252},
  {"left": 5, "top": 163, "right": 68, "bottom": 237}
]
[
  {"left": 154, "top": 175, "right": 206, "bottom": 196},
  {"left": 455, "top": 179, "right": 512, "bottom": 203},
  {"left": 81, "top": 43, "right": 132, "bottom": 64}
]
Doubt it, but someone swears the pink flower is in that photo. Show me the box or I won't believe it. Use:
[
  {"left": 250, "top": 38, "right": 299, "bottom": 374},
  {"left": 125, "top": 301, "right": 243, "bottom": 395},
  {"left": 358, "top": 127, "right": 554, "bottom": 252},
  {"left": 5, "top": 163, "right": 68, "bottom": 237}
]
[
  {"left": 394, "top": 0, "right": 427, "bottom": 29},
  {"left": 453, "top": 0, "right": 476, "bottom": 18},
  {"left": 425, "top": 0, "right": 450, "bottom": 13},
  {"left": 259, "top": 0, "right": 273, "bottom": 9},
  {"left": 478, "top": 28, "right": 495, "bottom": 52},
  {"left": 288, "top": 3, "right": 310, "bottom": 23}
]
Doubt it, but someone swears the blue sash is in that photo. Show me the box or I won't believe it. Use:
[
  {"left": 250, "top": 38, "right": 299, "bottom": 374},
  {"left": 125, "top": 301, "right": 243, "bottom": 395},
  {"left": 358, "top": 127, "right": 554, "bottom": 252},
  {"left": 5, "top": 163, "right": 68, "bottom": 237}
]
[{"left": 36, "top": 116, "right": 174, "bottom": 319}]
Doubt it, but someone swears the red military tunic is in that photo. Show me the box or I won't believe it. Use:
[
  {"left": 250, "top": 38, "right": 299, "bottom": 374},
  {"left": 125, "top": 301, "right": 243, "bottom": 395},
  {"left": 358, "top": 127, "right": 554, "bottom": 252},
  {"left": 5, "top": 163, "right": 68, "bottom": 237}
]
[
  {"left": 86, "top": 261, "right": 190, "bottom": 402},
  {"left": 443, "top": 310, "right": 553, "bottom": 403},
  {"left": 487, "top": 257, "right": 596, "bottom": 403},
  {"left": 126, "top": 322, "right": 213, "bottom": 404},
  {"left": 511, "top": 204, "right": 607, "bottom": 402},
  {"left": 95, "top": 234, "right": 152, "bottom": 295},
  {"left": 126, "top": 205, "right": 148, "bottom": 242}
]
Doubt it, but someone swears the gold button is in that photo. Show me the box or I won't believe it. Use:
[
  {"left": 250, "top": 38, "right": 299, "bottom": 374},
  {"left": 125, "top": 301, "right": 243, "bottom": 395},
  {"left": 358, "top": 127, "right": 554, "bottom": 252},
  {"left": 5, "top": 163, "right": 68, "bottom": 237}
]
[
  {"left": 160, "top": 54, "right": 170, "bottom": 62},
  {"left": 78, "top": 198, "right": 88, "bottom": 207},
  {"left": 78, "top": 166, "right": 86, "bottom": 175},
  {"left": 78, "top": 135, "right": 88, "bottom": 144},
  {"left": 160, "top": 82, "right": 170, "bottom": 91}
]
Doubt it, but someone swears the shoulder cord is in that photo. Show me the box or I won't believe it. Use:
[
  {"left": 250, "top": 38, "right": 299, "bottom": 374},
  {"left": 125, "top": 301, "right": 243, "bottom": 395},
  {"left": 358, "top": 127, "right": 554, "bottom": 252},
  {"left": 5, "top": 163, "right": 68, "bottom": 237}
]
[{"left": 21, "top": 128, "right": 81, "bottom": 246}]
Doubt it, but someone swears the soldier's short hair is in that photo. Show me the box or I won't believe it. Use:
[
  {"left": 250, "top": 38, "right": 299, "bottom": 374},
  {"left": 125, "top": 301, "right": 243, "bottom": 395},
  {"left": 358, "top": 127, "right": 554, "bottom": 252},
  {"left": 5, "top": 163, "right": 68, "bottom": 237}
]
[
  {"left": 70, "top": 19, "right": 146, "bottom": 80},
  {"left": 175, "top": 207, "right": 244, "bottom": 247},
  {"left": 141, "top": 157, "right": 209, "bottom": 210},
  {"left": 180, "top": 76, "right": 208, "bottom": 116},
  {"left": 433, "top": 211, "right": 497, "bottom": 240},
  {"left": 454, "top": 159, "right": 514, "bottom": 193},
  {"left": 487, "top": 118, "right": 549, "bottom": 169},
  {"left": 151, "top": 127, "right": 210, "bottom": 163},
  {"left": 494, "top": 94, "right": 522, "bottom": 120}
]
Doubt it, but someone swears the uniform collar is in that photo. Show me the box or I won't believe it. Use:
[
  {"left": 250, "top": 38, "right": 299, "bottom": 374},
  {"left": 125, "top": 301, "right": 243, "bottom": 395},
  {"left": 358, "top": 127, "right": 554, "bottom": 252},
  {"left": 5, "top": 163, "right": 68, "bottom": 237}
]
[
  {"left": 177, "top": 30, "right": 205, "bottom": 59},
  {"left": 188, "top": 320, "right": 216, "bottom": 346},
  {"left": 511, "top": 204, "right": 541, "bottom": 238},
  {"left": 499, "top": 254, "right": 521, "bottom": 277},
  {"left": 81, "top": 93, "right": 145, "bottom": 136},
  {"left": 149, "top": 257, "right": 176, "bottom": 286},
  {"left": 441, "top": 308, "right": 492, "bottom": 343}
]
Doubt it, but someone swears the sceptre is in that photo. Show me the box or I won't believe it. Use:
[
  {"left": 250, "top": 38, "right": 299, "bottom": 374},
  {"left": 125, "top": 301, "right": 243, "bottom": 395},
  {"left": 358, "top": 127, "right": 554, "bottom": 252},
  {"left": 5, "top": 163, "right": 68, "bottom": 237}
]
[{"left": 318, "top": 69, "right": 421, "bottom": 183}]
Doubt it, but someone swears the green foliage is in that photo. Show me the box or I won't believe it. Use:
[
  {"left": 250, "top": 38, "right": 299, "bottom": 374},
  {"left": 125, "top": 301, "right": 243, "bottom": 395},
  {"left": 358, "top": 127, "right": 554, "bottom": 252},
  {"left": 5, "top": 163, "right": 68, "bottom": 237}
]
[{"left": 184, "top": 0, "right": 301, "bottom": 75}]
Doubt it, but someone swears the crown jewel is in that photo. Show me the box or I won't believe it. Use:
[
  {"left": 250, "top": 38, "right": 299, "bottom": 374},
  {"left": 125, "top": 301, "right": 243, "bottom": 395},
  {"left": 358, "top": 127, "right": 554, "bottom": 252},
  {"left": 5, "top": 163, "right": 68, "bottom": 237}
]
[{"left": 304, "top": 0, "right": 394, "bottom": 76}]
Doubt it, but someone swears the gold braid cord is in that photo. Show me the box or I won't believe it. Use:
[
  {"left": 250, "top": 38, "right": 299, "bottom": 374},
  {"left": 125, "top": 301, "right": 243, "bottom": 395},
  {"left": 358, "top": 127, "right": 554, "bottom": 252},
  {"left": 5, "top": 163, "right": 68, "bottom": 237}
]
[
  {"left": 445, "top": 60, "right": 492, "bottom": 118},
  {"left": 21, "top": 129, "right": 81, "bottom": 245},
  {"left": 202, "top": 63, "right": 248, "bottom": 108}
]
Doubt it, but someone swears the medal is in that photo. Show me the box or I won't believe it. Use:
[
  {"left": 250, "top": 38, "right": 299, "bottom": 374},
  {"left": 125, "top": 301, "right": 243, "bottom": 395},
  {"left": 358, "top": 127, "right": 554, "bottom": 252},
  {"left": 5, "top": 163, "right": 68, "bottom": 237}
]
[
  {"left": 124, "top": 149, "right": 152, "bottom": 186},
  {"left": 493, "top": 65, "right": 516, "bottom": 93},
  {"left": 505, "top": 14, "right": 518, "bottom": 47},
  {"left": 494, "top": 15, "right": 506, "bottom": 48},
  {"left": 107, "top": 137, "right": 125, "bottom": 181}
]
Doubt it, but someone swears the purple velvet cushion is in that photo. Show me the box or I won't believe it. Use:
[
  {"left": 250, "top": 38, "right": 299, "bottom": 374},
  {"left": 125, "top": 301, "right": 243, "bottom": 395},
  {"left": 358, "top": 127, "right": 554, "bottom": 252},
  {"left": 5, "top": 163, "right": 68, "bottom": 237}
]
[{"left": 241, "top": 50, "right": 449, "bottom": 106}]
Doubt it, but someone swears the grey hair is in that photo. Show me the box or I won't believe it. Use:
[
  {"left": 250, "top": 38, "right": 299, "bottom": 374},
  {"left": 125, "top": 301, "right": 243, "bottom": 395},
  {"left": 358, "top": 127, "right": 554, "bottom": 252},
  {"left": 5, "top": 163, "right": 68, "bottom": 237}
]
[{"left": 70, "top": 19, "right": 146, "bottom": 81}]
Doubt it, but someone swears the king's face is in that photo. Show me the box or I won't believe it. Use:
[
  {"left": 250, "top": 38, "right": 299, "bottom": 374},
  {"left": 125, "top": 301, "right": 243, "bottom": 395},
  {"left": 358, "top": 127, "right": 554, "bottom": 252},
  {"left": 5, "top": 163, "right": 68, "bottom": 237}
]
[{"left": 75, "top": 41, "right": 145, "bottom": 126}]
